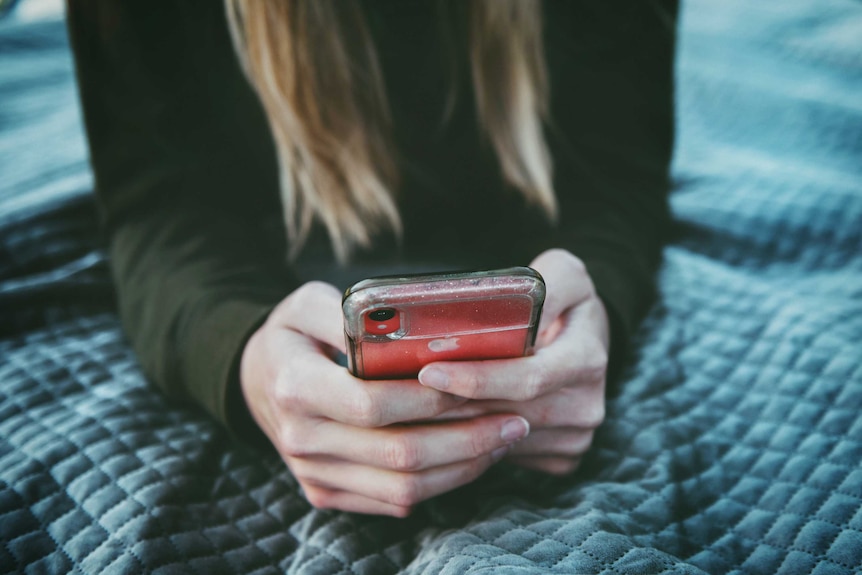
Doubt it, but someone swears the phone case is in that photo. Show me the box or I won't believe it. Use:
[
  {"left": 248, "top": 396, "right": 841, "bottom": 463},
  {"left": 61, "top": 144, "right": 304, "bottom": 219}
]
[{"left": 342, "top": 266, "right": 545, "bottom": 379}]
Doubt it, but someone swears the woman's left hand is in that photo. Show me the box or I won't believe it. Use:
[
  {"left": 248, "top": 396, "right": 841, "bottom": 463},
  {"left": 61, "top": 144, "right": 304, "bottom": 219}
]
[{"left": 418, "top": 249, "right": 610, "bottom": 475}]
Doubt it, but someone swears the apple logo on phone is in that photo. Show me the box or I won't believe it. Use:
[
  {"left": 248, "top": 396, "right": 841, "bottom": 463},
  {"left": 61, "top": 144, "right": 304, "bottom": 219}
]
[{"left": 428, "top": 337, "right": 460, "bottom": 353}]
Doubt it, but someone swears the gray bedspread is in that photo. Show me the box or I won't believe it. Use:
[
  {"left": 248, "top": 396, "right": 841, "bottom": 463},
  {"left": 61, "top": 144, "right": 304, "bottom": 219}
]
[{"left": 1, "top": 0, "right": 860, "bottom": 573}]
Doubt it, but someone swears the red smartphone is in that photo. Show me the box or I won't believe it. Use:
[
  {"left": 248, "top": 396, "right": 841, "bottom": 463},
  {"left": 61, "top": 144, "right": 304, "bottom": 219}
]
[{"left": 342, "top": 266, "right": 546, "bottom": 380}]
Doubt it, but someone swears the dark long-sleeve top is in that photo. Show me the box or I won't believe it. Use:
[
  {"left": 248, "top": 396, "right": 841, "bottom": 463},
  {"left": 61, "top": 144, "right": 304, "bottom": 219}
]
[{"left": 67, "top": 0, "right": 678, "bottom": 439}]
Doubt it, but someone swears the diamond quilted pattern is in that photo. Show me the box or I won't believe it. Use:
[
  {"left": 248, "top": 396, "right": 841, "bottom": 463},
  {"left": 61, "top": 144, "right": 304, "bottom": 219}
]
[{"left": 1, "top": 0, "right": 861, "bottom": 573}]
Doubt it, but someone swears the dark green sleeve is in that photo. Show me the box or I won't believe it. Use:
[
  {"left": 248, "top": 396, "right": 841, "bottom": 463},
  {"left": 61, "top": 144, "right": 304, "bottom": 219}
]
[
  {"left": 544, "top": 0, "right": 678, "bottom": 373},
  {"left": 67, "top": 0, "right": 298, "bottom": 435}
]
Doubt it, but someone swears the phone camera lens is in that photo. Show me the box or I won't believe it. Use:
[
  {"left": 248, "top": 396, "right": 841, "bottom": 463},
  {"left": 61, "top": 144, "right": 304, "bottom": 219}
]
[{"left": 368, "top": 308, "right": 396, "bottom": 322}]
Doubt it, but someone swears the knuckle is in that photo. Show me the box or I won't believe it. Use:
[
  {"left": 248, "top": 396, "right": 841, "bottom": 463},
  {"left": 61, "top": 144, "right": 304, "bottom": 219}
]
[
  {"left": 564, "top": 251, "right": 587, "bottom": 274},
  {"left": 303, "top": 486, "right": 334, "bottom": 510},
  {"left": 547, "top": 249, "right": 587, "bottom": 276},
  {"left": 285, "top": 458, "right": 311, "bottom": 482},
  {"left": 382, "top": 437, "right": 424, "bottom": 472},
  {"left": 577, "top": 344, "right": 608, "bottom": 385},
  {"left": 278, "top": 282, "right": 333, "bottom": 320},
  {"left": 389, "top": 476, "right": 423, "bottom": 507},
  {"left": 560, "top": 430, "right": 595, "bottom": 456},
  {"left": 534, "top": 404, "right": 554, "bottom": 427},
  {"left": 582, "top": 361, "right": 608, "bottom": 389},
  {"left": 273, "top": 376, "right": 305, "bottom": 411},
  {"left": 430, "top": 391, "right": 462, "bottom": 416},
  {"left": 466, "top": 428, "right": 506, "bottom": 464},
  {"left": 296, "top": 281, "right": 327, "bottom": 302},
  {"left": 277, "top": 286, "right": 305, "bottom": 318},
  {"left": 534, "top": 393, "right": 565, "bottom": 426},
  {"left": 522, "top": 363, "right": 550, "bottom": 400},
  {"left": 460, "top": 370, "right": 488, "bottom": 399},
  {"left": 347, "top": 389, "right": 385, "bottom": 427},
  {"left": 578, "top": 430, "right": 597, "bottom": 454},
  {"left": 277, "top": 422, "right": 311, "bottom": 458},
  {"left": 467, "top": 427, "right": 494, "bottom": 458},
  {"left": 582, "top": 361, "right": 608, "bottom": 386},
  {"left": 581, "top": 402, "right": 606, "bottom": 429}
]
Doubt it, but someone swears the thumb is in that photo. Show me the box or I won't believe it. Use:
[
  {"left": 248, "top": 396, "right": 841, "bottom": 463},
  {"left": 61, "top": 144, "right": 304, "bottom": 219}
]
[
  {"left": 529, "top": 249, "right": 594, "bottom": 340},
  {"left": 271, "top": 281, "right": 347, "bottom": 354}
]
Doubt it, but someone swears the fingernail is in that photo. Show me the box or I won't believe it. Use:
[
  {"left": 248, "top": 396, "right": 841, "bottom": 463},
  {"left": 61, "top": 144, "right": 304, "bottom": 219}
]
[
  {"left": 491, "top": 446, "right": 510, "bottom": 462},
  {"left": 419, "top": 368, "right": 449, "bottom": 390},
  {"left": 501, "top": 417, "right": 530, "bottom": 443}
]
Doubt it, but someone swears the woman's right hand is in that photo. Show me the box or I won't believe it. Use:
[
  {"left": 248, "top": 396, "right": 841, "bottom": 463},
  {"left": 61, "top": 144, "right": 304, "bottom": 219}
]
[{"left": 239, "top": 282, "right": 530, "bottom": 517}]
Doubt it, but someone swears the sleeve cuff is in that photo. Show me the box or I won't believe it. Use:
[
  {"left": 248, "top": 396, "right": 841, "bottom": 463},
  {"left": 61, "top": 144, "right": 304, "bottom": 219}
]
[{"left": 181, "top": 296, "right": 278, "bottom": 446}]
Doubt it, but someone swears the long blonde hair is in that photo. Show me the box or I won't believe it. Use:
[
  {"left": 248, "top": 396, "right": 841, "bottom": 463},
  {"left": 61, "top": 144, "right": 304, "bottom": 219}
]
[{"left": 226, "top": 0, "right": 556, "bottom": 261}]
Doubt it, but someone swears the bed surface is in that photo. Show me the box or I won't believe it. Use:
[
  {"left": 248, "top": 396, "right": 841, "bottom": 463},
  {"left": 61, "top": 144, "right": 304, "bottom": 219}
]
[{"left": 1, "top": 0, "right": 861, "bottom": 573}]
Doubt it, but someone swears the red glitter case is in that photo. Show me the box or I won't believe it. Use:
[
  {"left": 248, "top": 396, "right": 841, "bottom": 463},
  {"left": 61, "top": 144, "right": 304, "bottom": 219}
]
[{"left": 342, "top": 267, "right": 545, "bottom": 380}]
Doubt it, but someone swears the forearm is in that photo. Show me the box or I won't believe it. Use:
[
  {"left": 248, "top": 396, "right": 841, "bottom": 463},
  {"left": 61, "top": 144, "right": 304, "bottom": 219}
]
[
  {"left": 545, "top": 0, "right": 678, "bottom": 366},
  {"left": 107, "top": 194, "right": 294, "bottom": 427},
  {"left": 68, "top": 0, "right": 297, "bottom": 432}
]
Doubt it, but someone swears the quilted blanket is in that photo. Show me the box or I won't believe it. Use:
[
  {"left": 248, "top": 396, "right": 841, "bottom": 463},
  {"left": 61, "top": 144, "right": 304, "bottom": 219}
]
[{"left": 1, "top": 0, "right": 860, "bottom": 573}]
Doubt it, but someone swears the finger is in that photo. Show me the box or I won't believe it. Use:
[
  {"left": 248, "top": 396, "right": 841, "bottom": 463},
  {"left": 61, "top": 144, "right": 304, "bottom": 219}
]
[
  {"left": 507, "top": 455, "right": 582, "bottom": 476},
  {"left": 423, "top": 385, "right": 605, "bottom": 429},
  {"left": 529, "top": 249, "right": 593, "bottom": 337},
  {"left": 418, "top": 301, "right": 608, "bottom": 401},
  {"left": 271, "top": 281, "right": 347, "bottom": 353},
  {"left": 279, "top": 414, "right": 530, "bottom": 471},
  {"left": 507, "top": 428, "right": 594, "bottom": 458},
  {"left": 302, "top": 484, "right": 413, "bottom": 517},
  {"left": 289, "top": 451, "right": 502, "bottom": 508},
  {"left": 271, "top": 329, "right": 467, "bottom": 425}
]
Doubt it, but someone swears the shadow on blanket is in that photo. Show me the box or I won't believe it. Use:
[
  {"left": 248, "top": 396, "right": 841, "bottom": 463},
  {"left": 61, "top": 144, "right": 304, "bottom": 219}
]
[{"left": 1, "top": 0, "right": 860, "bottom": 573}]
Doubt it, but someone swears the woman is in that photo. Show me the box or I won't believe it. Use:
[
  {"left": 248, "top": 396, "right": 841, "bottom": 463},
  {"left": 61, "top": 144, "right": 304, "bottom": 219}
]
[{"left": 68, "top": 0, "right": 677, "bottom": 517}]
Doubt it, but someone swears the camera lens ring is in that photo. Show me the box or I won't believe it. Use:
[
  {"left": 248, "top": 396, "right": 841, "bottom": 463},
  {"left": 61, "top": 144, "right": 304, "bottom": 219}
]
[{"left": 368, "top": 308, "right": 396, "bottom": 322}]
